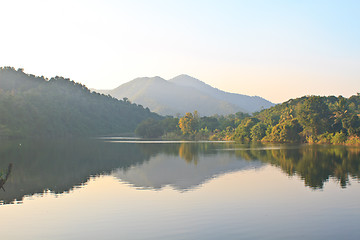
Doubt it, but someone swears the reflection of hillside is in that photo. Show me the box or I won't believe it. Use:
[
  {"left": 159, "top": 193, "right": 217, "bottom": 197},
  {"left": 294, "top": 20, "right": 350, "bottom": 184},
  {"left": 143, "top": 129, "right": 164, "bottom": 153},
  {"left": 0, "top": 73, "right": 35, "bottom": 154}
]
[
  {"left": 1, "top": 139, "right": 358, "bottom": 204},
  {"left": 0, "top": 139, "right": 151, "bottom": 205},
  {"left": 113, "top": 143, "right": 263, "bottom": 191},
  {"left": 232, "top": 145, "right": 360, "bottom": 189}
]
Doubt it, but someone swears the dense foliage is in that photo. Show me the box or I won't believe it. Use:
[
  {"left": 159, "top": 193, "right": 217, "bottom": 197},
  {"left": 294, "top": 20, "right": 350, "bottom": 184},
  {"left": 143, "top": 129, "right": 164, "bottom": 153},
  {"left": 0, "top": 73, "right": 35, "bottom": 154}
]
[
  {"left": 136, "top": 95, "right": 360, "bottom": 145},
  {"left": 0, "top": 67, "right": 160, "bottom": 137},
  {"left": 135, "top": 111, "right": 250, "bottom": 140},
  {"left": 248, "top": 95, "right": 360, "bottom": 145}
]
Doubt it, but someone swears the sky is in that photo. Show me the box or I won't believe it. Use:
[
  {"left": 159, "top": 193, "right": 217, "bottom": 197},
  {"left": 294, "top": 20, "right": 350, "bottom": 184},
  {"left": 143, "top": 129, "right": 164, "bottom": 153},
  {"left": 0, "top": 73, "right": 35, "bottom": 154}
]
[{"left": 0, "top": 0, "right": 359, "bottom": 103}]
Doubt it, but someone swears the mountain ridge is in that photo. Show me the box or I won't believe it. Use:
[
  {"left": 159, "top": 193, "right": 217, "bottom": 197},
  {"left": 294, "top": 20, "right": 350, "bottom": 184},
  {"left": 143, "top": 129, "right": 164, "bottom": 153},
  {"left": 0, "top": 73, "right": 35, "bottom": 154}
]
[{"left": 97, "top": 75, "right": 274, "bottom": 116}]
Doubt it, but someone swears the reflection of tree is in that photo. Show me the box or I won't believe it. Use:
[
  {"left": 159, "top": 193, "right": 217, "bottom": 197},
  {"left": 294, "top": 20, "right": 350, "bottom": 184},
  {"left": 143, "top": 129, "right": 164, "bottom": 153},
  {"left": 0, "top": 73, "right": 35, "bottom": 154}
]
[
  {"left": 179, "top": 144, "right": 199, "bottom": 165},
  {"left": 139, "top": 143, "right": 202, "bottom": 165},
  {"left": 0, "top": 139, "right": 152, "bottom": 205},
  {"left": 138, "top": 142, "right": 215, "bottom": 165},
  {"left": 0, "top": 163, "right": 12, "bottom": 191},
  {"left": 138, "top": 143, "right": 179, "bottom": 157},
  {"left": 233, "top": 145, "right": 360, "bottom": 189}
]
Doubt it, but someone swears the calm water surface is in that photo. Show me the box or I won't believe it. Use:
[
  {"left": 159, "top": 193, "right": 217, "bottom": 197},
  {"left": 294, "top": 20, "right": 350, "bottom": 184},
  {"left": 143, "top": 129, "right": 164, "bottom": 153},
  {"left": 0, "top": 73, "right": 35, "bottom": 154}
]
[{"left": 0, "top": 138, "right": 359, "bottom": 239}]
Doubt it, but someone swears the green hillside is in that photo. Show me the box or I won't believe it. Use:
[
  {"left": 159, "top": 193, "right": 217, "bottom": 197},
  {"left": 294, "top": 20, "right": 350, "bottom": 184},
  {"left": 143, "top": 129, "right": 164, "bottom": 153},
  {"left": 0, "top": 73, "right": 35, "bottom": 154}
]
[
  {"left": 223, "top": 95, "right": 360, "bottom": 144},
  {"left": 0, "top": 67, "right": 160, "bottom": 138}
]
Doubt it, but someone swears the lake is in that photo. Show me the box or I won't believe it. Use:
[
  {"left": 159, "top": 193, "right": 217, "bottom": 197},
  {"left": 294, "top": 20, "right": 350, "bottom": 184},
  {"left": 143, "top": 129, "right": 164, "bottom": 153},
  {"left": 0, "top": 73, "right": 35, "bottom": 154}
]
[{"left": 0, "top": 138, "right": 359, "bottom": 239}]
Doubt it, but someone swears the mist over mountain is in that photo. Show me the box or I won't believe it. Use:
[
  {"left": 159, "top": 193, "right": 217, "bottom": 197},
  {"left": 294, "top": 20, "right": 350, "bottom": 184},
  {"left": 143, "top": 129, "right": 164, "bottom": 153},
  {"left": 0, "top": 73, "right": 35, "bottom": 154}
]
[{"left": 99, "top": 74, "right": 274, "bottom": 116}]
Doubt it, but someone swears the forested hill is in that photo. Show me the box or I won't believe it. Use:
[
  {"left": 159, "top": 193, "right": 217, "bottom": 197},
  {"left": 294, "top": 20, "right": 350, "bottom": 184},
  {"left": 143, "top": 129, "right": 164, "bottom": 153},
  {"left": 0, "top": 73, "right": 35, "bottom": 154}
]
[
  {"left": 228, "top": 94, "right": 360, "bottom": 144},
  {"left": 0, "top": 67, "right": 160, "bottom": 138}
]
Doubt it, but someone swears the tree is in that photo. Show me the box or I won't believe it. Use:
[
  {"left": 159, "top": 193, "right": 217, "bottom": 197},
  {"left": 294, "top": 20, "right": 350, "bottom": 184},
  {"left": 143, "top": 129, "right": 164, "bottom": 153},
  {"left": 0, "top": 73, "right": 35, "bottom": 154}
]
[
  {"left": 250, "top": 122, "right": 267, "bottom": 141},
  {"left": 160, "top": 117, "right": 180, "bottom": 133},
  {"left": 122, "top": 97, "right": 131, "bottom": 104},
  {"left": 135, "top": 118, "right": 163, "bottom": 138},
  {"left": 297, "top": 96, "right": 331, "bottom": 136},
  {"left": 264, "top": 118, "right": 302, "bottom": 143},
  {"left": 199, "top": 116, "right": 219, "bottom": 131},
  {"left": 179, "top": 112, "right": 195, "bottom": 134},
  {"left": 342, "top": 114, "right": 360, "bottom": 136},
  {"left": 233, "top": 117, "right": 259, "bottom": 142}
]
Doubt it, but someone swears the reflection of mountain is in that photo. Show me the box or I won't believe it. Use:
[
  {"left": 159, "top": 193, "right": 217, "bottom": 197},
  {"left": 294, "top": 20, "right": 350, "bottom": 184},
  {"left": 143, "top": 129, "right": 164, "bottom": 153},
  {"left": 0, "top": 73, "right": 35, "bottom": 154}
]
[{"left": 112, "top": 152, "right": 262, "bottom": 191}]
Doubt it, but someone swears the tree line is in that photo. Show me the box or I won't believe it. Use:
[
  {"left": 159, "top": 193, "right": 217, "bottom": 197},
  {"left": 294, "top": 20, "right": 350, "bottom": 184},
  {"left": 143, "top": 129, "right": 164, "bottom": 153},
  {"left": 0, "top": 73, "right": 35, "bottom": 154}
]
[{"left": 136, "top": 95, "right": 360, "bottom": 145}]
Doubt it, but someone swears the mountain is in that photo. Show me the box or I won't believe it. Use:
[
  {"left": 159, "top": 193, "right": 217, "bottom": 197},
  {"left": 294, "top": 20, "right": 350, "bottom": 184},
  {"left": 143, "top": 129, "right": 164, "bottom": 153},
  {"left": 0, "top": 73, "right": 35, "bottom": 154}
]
[
  {"left": 0, "top": 67, "right": 160, "bottom": 137},
  {"left": 169, "top": 74, "right": 274, "bottom": 113},
  {"left": 99, "top": 74, "right": 274, "bottom": 116}
]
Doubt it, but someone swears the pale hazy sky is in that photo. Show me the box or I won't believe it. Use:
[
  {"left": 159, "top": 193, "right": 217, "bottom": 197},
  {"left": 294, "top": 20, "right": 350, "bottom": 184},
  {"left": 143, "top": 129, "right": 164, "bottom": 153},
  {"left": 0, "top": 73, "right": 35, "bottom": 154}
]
[{"left": 1, "top": 0, "right": 359, "bottom": 103}]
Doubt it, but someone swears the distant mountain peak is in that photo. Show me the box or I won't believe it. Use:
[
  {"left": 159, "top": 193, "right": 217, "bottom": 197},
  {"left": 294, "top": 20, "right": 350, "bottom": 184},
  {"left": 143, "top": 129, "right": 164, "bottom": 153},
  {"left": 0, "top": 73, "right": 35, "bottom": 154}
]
[
  {"left": 170, "top": 74, "right": 202, "bottom": 82},
  {"left": 169, "top": 74, "right": 210, "bottom": 89},
  {"left": 96, "top": 74, "right": 275, "bottom": 116},
  {"left": 172, "top": 74, "right": 198, "bottom": 79},
  {"left": 133, "top": 76, "right": 166, "bottom": 82}
]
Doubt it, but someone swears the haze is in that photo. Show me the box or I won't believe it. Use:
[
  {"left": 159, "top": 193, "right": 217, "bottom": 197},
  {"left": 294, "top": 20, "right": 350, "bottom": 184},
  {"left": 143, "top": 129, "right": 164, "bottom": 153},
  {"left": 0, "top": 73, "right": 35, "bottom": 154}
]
[{"left": 1, "top": 0, "right": 359, "bottom": 103}]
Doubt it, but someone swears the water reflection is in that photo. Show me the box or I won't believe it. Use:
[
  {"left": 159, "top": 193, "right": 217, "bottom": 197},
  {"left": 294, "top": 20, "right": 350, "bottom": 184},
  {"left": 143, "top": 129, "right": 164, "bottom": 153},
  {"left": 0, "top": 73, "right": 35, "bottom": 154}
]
[
  {"left": 0, "top": 163, "right": 12, "bottom": 191},
  {"left": 0, "top": 139, "right": 359, "bottom": 205},
  {"left": 178, "top": 143, "right": 200, "bottom": 164},
  {"left": 113, "top": 145, "right": 261, "bottom": 191},
  {"left": 229, "top": 144, "right": 360, "bottom": 189},
  {"left": 0, "top": 139, "right": 151, "bottom": 204}
]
